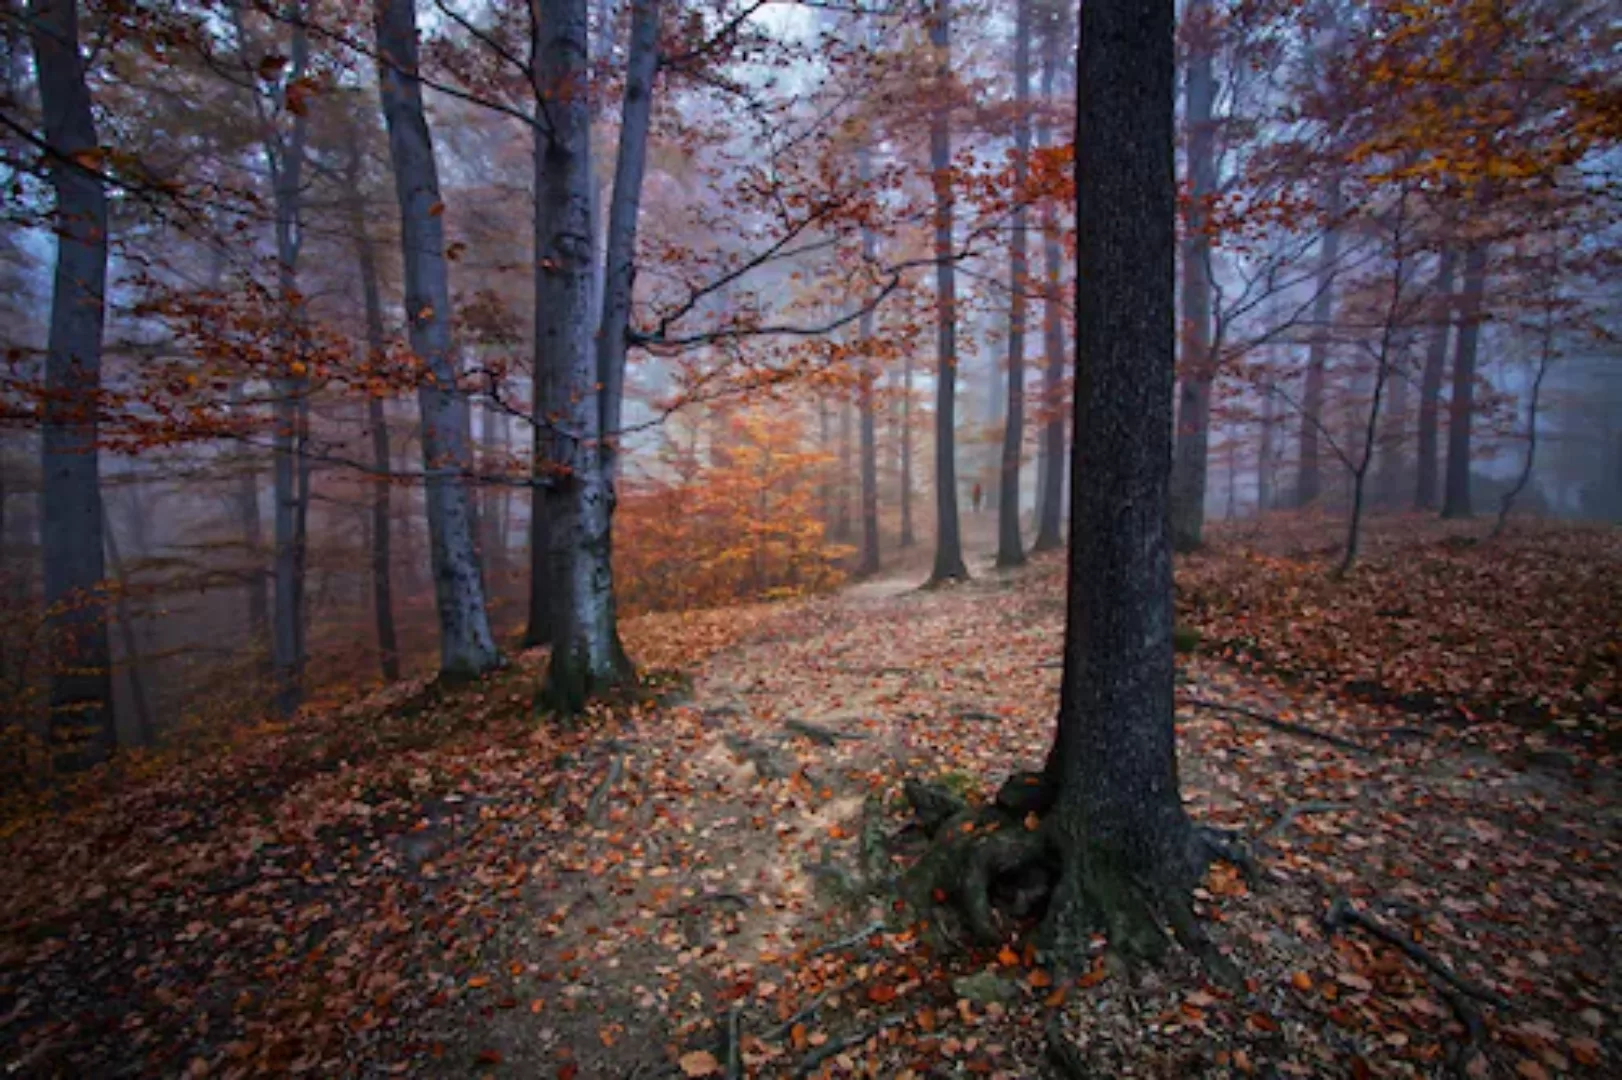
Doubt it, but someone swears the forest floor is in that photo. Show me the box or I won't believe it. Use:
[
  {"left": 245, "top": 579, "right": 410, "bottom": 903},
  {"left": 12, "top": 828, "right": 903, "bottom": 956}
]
[{"left": 0, "top": 514, "right": 1617, "bottom": 1079}]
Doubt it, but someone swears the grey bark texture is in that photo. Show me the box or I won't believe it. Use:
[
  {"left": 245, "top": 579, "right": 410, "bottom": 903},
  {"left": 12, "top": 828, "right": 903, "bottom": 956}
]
[
  {"left": 1169, "top": 0, "right": 1217, "bottom": 552},
  {"left": 996, "top": 0, "right": 1031, "bottom": 569},
  {"left": 856, "top": 149, "right": 881, "bottom": 576},
  {"left": 345, "top": 137, "right": 401, "bottom": 684},
  {"left": 375, "top": 0, "right": 501, "bottom": 679},
  {"left": 31, "top": 0, "right": 114, "bottom": 770},
  {"left": 1442, "top": 240, "right": 1489, "bottom": 519},
  {"left": 927, "top": 0, "right": 968, "bottom": 584},
  {"left": 1032, "top": 12, "right": 1067, "bottom": 553},
  {"left": 1041, "top": 0, "right": 1197, "bottom": 960},
  {"left": 1413, "top": 248, "right": 1456, "bottom": 510},
  {"left": 1297, "top": 173, "right": 1341, "bottom": 508},
  {"left": 533, "top": 0, "right": 641, "bottom": 711}
]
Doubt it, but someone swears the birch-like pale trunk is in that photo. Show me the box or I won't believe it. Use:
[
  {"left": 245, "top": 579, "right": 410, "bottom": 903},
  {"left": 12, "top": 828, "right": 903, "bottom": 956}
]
[
  {"left": 31, "top": 0, "right": 114, "bottom": 769},
  {"left": 375, "top": 0, "right": 500, "bottom": 678},
  {"left": 927, "top": 0, "right": 968, "bottom": 583},
  {"left": 996, "top": 0, "right": 1032, "bottom": 568},
  {"left": 1169, "top": 0, "right": 1217, "bottom": 551}
]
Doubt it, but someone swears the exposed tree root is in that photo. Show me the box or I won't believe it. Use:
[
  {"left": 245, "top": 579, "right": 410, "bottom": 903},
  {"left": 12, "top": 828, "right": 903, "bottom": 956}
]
[
  {"left": 784, "top": 718, "right": 868, "bottom": 745},
  {"left": 1259, "top": 800, "right": 1350, "bottom": 847},
  {"left": 896, "top": 775, "right": 1238, "bottom": 984},
  {"left": 586, "top": 755, "right": 623, "bottom": 826},
  {"left": 1044, "top": 1014, "right": 1091, "bottom": 1078},
  {"left": 1180, "top": 695, "right": 1374, "bottom": 755},
  {"left": 1324, "top": 896, "right": 1510, "bottom": 1008}
]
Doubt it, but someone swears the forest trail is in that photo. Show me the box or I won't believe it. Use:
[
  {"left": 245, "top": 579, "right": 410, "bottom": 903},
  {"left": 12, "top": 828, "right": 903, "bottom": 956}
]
[{"left": 432, "top": 533, "right": 1619, "bottom": 1078}]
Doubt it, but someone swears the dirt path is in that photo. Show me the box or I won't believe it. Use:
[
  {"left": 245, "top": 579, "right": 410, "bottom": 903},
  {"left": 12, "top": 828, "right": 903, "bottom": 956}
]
[{"left": 438, "top": 540, "right": 1619, "bottom": 1078}]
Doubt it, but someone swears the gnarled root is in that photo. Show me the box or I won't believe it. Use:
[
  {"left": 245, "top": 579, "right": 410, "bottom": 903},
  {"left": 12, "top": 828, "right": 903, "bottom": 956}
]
[{"left": 897, "top": 774, "right": 1238, "bottom": 985}]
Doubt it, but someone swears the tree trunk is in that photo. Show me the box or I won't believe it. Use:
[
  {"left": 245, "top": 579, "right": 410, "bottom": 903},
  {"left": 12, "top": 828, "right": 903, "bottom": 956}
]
[
  {"left": 856, "top": 151, "right": 881, "bottom": 576},
  {"left": 900, "top": 355, "right": 916, "bottom": 547},
  {"left": 1170, "top": 0, "right": 1217, "bottom": 551},
  {"left": 233, "top": 0, "right": 311, "bottom": 717},
  {"left": 1257, "top": 382, "right": 1277, "bottom": 512},
  {"left": 1413, "top": 249, "right": 1456, "bottom": 510},
  {"left": 228, "top": 381, "right": 270, "bottom": 663},
  {"left": 375, "top": 0, "right": 501, "bottom": 679},
  {"left": 103, "top": 506, "right": 154, "bottom": 746},
  {"left": 1042, "top": 0, "right": 1199, "bottom": 963},
  {"left": 996, "top": 0, "right": 1032, "bottom": 569},
  {"left": 1442, "top": 241, "right": 1488, "bottom": 519},
  {"left": 927, "top": 0, "right": 968, "bottom": 584},
  {"left": 835, "top": 399, "right": 853, "bottom": 543},
  {"left": 1032, "top": 18, "right": 1067, "bottom": 553},
  {"left": 31, "top": 0, "right": 114, "bottom": 770},
  {"left": 346, "top": 141, "right": 401, "bottom": 684},
  {"left": 534, "top": 0, "right": 637, "bottom": 710},
  {"left": 1297, "top": 174, "right": 1341, "bottom": 509}
]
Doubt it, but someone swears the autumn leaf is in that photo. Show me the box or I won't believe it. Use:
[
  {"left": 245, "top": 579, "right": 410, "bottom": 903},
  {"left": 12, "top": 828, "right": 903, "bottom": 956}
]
[{"left": 679, "top": 1050, "right": 721, "bottom": 1077}]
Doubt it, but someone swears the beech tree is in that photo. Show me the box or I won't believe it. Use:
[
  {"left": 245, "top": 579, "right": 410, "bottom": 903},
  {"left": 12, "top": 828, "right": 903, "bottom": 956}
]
[
  {"left": 994, "top": 0, "right": 1030, "bottom": 569},
  {"left": 926, "top": 0, "right": 967, "bottom": 585},
  {"left": 31, "top": 0, "right": 113, "bottom": 768},
  {"left": 374, "top": 0, "right": 501, "bottom": 679}
]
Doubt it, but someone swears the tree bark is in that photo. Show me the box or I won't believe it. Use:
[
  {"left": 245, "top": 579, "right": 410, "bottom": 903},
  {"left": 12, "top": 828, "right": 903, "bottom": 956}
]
[
  {"left": 1169, "top": 0, "right": 1217, "bottom": 552},
  {"left": 375, "top": 0, "right": 501, "bottom": 679},
  {"left": 1042, "top": 0, "right": 1197, "bottom": 962},
  {"left": 31, "top": 0, "right": 114, "bottom": 770},
  {"left": 856, "top": 151, "right": 881, "bottom": 575},
  {"left": 1413, "top": 249, "right": 1456, "bottom": 510},
  {"left": 346, "top": 139, "right": 401, "bottom": 684},
  {"left": 900, "top": 354, "right": 916, "bottom": 547},
  {"left": 535, "top": 0, "right": 637, "bottom": 710},
  {"left": 1297, "top": 174, "right": 1341, "bottom": 509},
  {"left": 1442, "top": 241, "right": 1488, "bottom": 519},
  {"left": 996, "top": 0, "right": 1032, "bottom": 569},
  {"left": 927, "top": 0, "right": 968, "bottom": 584},
  {"left": 1032, "top": 14, "right": 1067, "bottom": 553},
  {"left": 103, "top": 505, "right": 154, "bottom": 746}
]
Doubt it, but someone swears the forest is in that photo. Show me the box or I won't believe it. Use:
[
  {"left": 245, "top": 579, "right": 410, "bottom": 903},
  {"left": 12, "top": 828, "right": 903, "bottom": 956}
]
[{"left": 0, "top": 0, "right": 1618, "bottom": 1076}]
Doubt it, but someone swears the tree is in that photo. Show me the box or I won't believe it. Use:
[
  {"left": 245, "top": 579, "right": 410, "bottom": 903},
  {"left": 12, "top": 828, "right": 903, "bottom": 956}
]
[
  {"left": 1030, "top": 0, "right": 1069, "bottom": 554},
  {"left": 341, "top": 116, "right": 400, "bottom": 683},
  {"left": 1413, "top": 248, "right": 1456, "bottom": 510},
  {"left": 1038, "top": 0, "right": 1208, "bottom": 962},
  {"left": 374, "top": 0, "right": 501, "bottom": 679},
  {"left": 1442, "top": 238, "right": 1488, "bottom": 518},
  {"left": 995, "top": 0, "right": 1031, "bottom": 569},
  {"left": 31, "top": 0, "right": 113, "bottom": 769},
  {"left": 231, "top": 0, "right": 312, "bottom": 716},
  {"left": 926, "top": 0, "right": 967, "bottom": 585},
  {"left": 1169, "top": 0, "right": 1217, "bottom": 552}
]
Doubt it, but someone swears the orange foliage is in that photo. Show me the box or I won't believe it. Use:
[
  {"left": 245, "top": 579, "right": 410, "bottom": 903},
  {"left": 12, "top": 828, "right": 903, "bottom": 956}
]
[{"left": 614, "top": 409, "right": 851, "bottom": 616}]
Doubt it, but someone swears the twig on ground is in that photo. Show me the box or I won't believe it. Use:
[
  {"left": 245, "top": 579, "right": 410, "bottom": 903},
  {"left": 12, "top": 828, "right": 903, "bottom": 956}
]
[
  {"left": 725, "top": 1002, "right": 742, "bottom": 1080},
  {"left": 586, "top": 755, "right": 624, "bottom": 826},
  {"left": 1260, "top": 801, "right": 1351, "bottom": 845},
  {"left": 1180, "top": 695, "right": 1373, "bottom": 755},
  {"left": 785, "top": 718, "right": 868, "bottom": 746},
  {"left": 794, "top": 1014, "right": 905, "bottom": 1077},
  {"left": 810, "top": 920, "right": 886, "bottom": 957}
]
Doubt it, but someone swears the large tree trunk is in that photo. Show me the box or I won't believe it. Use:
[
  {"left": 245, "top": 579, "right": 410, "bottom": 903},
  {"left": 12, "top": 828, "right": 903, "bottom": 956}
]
[
  {"left": 1442, "top": 241, "right": 1488, "bottom": 519},
  {"left": 996, "top": 0, "right": 1032, "bottom": 569},
  {"left": 228, "top": 381, "right": 271, "bottom": 664},
  {"left": 1413, "top": 249, "right": 1456, "bottom": 510},
  {"left": 927, "top": 0, "right": 968, "bottom": 584},
  {"left": 31, "top": 0, "right": 114, "bottom": 770},
  {"left": 1032, "top": 13, "right": 1067, "bottom": 553},
  {"left": 375, "top": 0, "right": 501, "bottom": 679},
  {"left": 346, "top": 143, "right": 401, "bottom": 684},
  {"left": 1297, "top": 175, "right": 1341, "bottom": 509},
  {"left": 103, "top": 504, "right": 154, "bottom": 746},
  {"left": 534, "top": 0, "right": 643, "bottom": 710},
  {"left": 1043, "top": 0, "right": 1199, "bottom": 961},
  {"left": 1169, "top": 0, "right": 1217, "bottom": 552}
]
